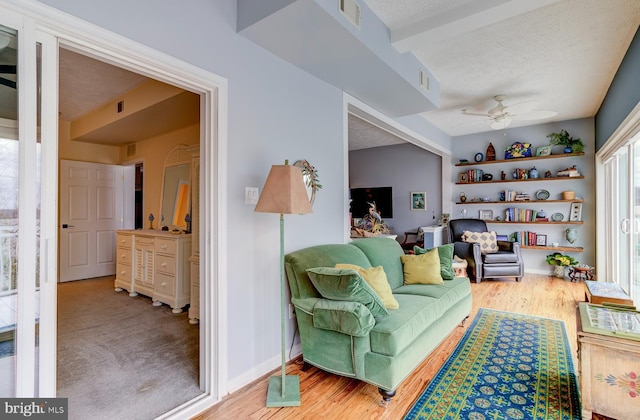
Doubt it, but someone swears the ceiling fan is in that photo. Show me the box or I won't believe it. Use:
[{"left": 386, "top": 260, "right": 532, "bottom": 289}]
[{"left": 462, "top": 95, "right": 557, "bottom": 130}]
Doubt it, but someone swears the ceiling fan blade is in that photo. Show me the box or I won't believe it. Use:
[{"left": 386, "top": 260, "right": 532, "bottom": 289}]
[
  {"left": 504, "top": 101, "right": 539, "bottom": 115},
  {"left": 491, "top": 115, "right": 512, "bottom": 130},
  {"left": 461, "top": 109, "right": 491, "bottom": 117},
  {"left": 515, "top": 110, "right": 558, "bottom": 121}
]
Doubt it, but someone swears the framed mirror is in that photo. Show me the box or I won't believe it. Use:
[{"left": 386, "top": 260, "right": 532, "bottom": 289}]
[{"left": 159, "top": 145, "right": 193, "bottom": 231}]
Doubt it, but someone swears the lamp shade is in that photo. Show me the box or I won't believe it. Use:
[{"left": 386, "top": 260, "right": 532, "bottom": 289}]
[{"left": 255, "top": 165, "right": 313, "bottom": 215}]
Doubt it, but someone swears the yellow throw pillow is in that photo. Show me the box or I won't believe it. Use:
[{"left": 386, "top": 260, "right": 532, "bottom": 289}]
[
  {"left": 335, "top": 263, "right": 399, "bottom": 310},
  {"left": 400, "top": 248, "right": 444, "bottom": 285}
]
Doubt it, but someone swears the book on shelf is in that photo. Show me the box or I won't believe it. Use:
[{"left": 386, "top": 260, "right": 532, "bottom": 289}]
[
  {"left": 509, "top": 231, "right": 539, "bottom": 246},
  {"left": 504, "top": 207, "right": 539, "bottom": 222},
  {"left": 503, "top": 190, "right": 530, "bottom": 202}
]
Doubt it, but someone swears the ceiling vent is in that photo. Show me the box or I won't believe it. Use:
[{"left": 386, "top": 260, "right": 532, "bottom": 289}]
[
  {"left": 126, "top": 143, "right": 136, "bottom": 157},
  {"left": 339, "top": 0, "right": 361, "bottom": 29},
  {"left": 419, "top": 70, "right": 430, "bottom": 91}
]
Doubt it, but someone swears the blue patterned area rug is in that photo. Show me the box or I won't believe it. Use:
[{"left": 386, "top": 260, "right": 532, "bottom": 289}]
[{"left": 405, "top": 308, "right": 581, "bottom": 419}]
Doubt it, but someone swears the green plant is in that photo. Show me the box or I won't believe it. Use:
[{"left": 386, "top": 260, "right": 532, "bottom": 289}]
[
  {"left": 547, "top": 129, "right": 584, "bottom": 153},
  {"left": 546, "top": 252, "right": 579, "bottom": 267}
]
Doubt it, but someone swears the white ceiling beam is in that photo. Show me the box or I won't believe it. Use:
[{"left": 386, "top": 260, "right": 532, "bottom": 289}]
[{"left": 391, "top": 0, "right": 562, "bottom": 53}]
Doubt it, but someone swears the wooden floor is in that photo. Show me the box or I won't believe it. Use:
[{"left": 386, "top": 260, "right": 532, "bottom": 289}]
[{"left": 195, "top": 274, "right": 588, "bottom": 420}]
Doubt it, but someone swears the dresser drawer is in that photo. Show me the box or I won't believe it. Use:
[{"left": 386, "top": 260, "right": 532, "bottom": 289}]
[
  {"left": 135, "top": 236, "right": 154, "bottom": 247},
  {"left": 117, "top": 247, "right": 132, "bottom": 264},
  {"left": 116, "top": 263, "right": 131, "bottom": 281},
  {"left": 155, "top": 254, "right": 176, "bottom": 275},
  {"left": 154, "top": 272, "right": 176, "bottom": 296},
  {"left": 155, "top": 238, "right": 177, "bottom": 254},
  {"left": 117, "top": 234, "right": 132, "bottom": 248}
]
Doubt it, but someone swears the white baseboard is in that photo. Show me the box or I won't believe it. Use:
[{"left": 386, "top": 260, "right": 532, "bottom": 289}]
[
  {"left": 525, "top": 268, "right": 554, "bottom": 275},
  {"left": 226, "top": 343, "right": 302, "bottom": 394}
]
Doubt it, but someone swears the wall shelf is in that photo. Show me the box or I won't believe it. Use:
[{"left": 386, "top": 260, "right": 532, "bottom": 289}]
[
  {"left": 455, "top": 152, "right": 584, "bottom": 166},
  {"left": 457, "top": 199, "right": 583, "bottom": 205},
  {"left": 486, "top": 221, "right": 583, "bottom": 225},
  {"left": 456, "top": 176, "right": 583, "bottom": 185},
  {"left": 521, "top": 245, "right": 584, "bottom": 252}
]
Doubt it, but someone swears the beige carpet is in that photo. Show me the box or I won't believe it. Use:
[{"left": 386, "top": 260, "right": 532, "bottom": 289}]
[{"left": 57, "top": 276, "right": 201, "bottom": 420}]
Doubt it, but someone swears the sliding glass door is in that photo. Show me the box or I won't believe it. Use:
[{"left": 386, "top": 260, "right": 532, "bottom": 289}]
[
  {"left": 0, "top": 8, "right": 57, "bottom": 398},
  {"left": 601, "top": 134, "right": 640, "bottom": 305}
]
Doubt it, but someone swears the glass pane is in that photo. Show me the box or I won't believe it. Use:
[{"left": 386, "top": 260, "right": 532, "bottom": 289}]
[
  {"left": 633, "top": 138, "right": 640, "bottom": 306},
  {"left": 617, "top": 149, "right": 630, "bottom": 293},
  {"left": 0, "top": 23, "right": 18, "bottom": 397}
]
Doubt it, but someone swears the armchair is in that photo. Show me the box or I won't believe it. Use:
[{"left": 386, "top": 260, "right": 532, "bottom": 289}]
[{"left": 448, "top": 218, "right": 523, "bottom": 283}]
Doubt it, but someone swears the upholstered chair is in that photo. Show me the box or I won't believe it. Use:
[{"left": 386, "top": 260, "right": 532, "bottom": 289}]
[{"left": 448, "top": 218, "right": 523, "bottom": 283}]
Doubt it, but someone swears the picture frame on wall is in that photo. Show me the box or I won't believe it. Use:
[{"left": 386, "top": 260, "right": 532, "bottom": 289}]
[
  {"left": 536, "top": 234, "right": 547, "bottom": 246},
  {"left": 411, "top": 192, "right": 426, "bottom": 211},
  {"left": 569, "top": 202, "right": 583, "bottom": 222},
  {"left": 479, "top": 209, "right": 493, "bottom": 220}
]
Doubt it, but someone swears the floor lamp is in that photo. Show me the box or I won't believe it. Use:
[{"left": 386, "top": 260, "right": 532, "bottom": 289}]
[{"left": 255, "top": 161, "right": 313, "bottom": 407}]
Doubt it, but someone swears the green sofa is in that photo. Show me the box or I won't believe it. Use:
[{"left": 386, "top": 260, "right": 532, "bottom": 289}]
[{"left": 284, "top": 237, "right": 472, "bottom": 404}]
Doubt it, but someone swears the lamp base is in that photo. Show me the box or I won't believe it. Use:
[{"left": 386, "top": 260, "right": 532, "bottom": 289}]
[{"left": 266, "top": 375, "right": 301, "bottom": 407}]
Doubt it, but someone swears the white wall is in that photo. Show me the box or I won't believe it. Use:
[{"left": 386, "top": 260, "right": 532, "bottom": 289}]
[
  {"left": 451, "top": 118, "right": 596, "bottom": 274},
  {"left": 38, "top": 0, "right": 346, "bottom": 386}
]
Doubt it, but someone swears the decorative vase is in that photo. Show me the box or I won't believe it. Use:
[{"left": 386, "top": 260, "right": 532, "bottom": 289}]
[
  {"left": 538, "top": 209, "right": 547, "bottom": 218},
  {"left": 529, "top": 166, "right": 539, "bottom": 179},
  {"left": 564, "top": 146, "right": 573, "bottom": 153},
  {"left": 553, "top": 265, "right": 565, "bottom": 278},
  {"left": 459, "top": 192, "right": 467, "bottom": 203},
  {"left": 565, "top": 228, "right": 578, "bottom": 244}
]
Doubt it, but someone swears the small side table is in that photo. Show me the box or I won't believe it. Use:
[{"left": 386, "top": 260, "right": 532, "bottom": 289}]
[{"left": 569, "top": 266, "right": 594, "bottom": 282}]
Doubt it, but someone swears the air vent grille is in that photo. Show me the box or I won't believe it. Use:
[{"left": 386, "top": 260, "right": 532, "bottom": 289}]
[
  {"left": 419, "top": 69, "right": 430, "bottom": 91},
  {"left": 339, "top": 0, "right": 360, "bottom": 29},
  {"left": 126, "top": 143, "right": 136, "bottom": 157}
]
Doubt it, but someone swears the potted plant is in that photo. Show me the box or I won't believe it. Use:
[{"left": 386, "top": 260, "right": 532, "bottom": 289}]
[
  {"left": 546, "top": 252, "right": 579, "bottom": 278},
  {"left": 547, "top": 129, "right": 584, "bottom": 153}
]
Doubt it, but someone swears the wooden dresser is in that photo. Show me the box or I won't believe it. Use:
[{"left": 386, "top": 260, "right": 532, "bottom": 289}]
[
  {"left": 577, "top": 303, "right": 640, "bottom": 419},
  {"left": 115, "top": 230, "right": 192, "bottom": 313}
]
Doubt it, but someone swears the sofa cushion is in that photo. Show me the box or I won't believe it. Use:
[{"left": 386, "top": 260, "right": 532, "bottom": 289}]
[
  {"left": 462, "top": 230, "right": 498, "bottom": 254},
  {"left": 369, "top": 294, "right": 441, "bottom": 356},
  {"left": 413, "top": 243, "right": 455, "bottom": 280},
  {"left": 400, "top": 249, "right": 444, "bottom": 285},
  {"left": 335, "top": 264, "right": 399, "bottom": 310},
  {"left": 306, "top": 267, "right": 389, "bottom": 318},
  {"left": 393, "top": 277, "right": 472, "bottom": 310},
  {"left": 351, "top": 238, "right": 406, "bottom": 289},
  {"left": 312, "top": 299, "right": 376, "bottom": 337}
]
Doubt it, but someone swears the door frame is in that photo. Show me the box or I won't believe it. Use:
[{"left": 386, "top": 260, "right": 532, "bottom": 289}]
[{"left": 0, "top": 0, "right": 229, "bottom": 415}]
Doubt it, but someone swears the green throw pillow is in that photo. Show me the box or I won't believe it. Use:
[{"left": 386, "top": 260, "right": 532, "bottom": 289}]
[
  {"left": 306, "top": 267, "right": 389, "bottom": 318},
  {"left": 414, "top": 243, "right": 455, "bottom": 280}
]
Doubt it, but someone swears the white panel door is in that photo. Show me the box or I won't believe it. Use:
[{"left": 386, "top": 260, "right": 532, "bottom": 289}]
[{"left": 59, "top": 160, "right": 123, "bottom": 282}]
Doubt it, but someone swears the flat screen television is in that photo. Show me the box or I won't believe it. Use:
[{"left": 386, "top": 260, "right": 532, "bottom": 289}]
[{"left": 350, "top": 186, "right": 393, "bottom": 219}]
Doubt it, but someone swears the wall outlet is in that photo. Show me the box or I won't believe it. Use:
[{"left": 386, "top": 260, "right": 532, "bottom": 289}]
[{"left": 288, "top": 303, "right": 295, "bottom": 319}]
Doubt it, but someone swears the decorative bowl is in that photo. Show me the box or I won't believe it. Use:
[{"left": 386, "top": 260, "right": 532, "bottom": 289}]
[{"left": 535, "top": 190, "right": 550, "bottom": 200}]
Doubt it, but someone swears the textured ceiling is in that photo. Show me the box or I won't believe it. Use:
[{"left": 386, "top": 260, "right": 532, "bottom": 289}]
[
  {"left": 348, "top": 113, "right": 405, "bottom": 150},
  {"left": 59, "top": 49, "right": 147, "bottom": 121},
  {"left": 364, "top": 0, "right": 640, "bottom": 136}
]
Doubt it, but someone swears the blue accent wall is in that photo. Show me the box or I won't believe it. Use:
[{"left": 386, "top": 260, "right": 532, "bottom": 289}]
[{"left": 595, "top": 26, "right": 640, "bottom": 150}]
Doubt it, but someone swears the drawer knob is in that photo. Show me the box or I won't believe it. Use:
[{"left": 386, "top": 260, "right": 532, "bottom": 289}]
[
  {"left": 161, "top": 282, "right": 167, "bottom": 287},
  {"left": 161, "top": 262, "right": 167, "bottom": 267}
]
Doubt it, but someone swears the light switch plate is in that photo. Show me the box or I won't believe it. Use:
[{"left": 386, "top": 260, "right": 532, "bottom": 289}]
[{"left": 245, "top": 187, "right": 259, "bottom": 205}]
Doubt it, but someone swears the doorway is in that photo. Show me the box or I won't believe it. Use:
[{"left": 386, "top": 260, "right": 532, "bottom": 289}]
[{"left": 56, "top": 46, "right": 204, "bottom": 415}]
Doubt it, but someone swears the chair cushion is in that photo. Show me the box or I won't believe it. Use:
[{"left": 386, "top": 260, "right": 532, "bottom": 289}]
[
  {"left": 306, "top": 267, "right": 389, "bottom": 319},
  {"left": 413, "top": 243, "right": 455, "bottom": 280},
  {"left": 462, "top": 230, "right": 498, "bottom": 254},
  {"left": 335, "top": 263, "right": 399, "bottom": 310},
  {"left": 400, "top": 249, "right": 444, "bottom": 285},
  {"left": 483, "top": 250, "right": 519, "bottom": 263}
]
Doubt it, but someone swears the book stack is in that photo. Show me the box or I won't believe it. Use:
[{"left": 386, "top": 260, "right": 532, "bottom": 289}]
[
  {"left": 465, "top": 169, "right": 485, "bottom": 182},
  {"left": 503, "top": 190, "right": 530, "bottom": 201}
]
